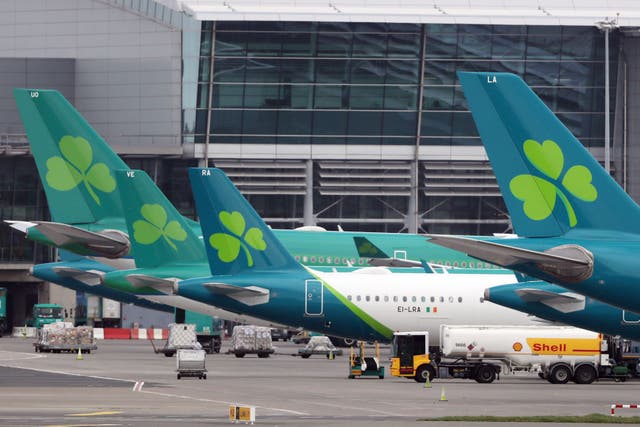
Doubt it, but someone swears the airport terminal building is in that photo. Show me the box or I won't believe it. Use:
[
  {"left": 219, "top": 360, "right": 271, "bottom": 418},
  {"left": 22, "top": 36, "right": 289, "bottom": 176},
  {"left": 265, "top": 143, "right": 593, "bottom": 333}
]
[{"left": 0, "top": 0, "right": 637, "bottom": 328}]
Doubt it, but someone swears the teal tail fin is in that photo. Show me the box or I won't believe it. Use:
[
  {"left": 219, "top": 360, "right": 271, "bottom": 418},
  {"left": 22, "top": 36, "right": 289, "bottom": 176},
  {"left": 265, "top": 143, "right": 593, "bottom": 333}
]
[
  {"left": 188, "top": 167, "right": 302, "bottom": 275},
  {"left": 458, "top": 72, "right": 640, "bottom": 237},
  {"left": 115, "top": 169, "right": 205, "bottom": 268},
  {"left": 353, "top": 236, "right": 390, "bottom": 259},
  {"left": 14, "top": 88, "right": 127, "bottom": 224}
]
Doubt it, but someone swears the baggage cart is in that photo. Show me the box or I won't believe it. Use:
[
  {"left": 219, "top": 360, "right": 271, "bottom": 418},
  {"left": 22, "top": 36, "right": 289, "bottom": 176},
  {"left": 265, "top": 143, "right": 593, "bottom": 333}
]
[{"left": 176, "top": 349, "right": 207, "bottom": 380}]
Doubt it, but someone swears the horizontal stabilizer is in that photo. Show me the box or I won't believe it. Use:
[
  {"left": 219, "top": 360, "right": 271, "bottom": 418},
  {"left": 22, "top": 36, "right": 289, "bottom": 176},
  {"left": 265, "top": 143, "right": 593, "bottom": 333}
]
[
  {"left": 426, "top": 235, "right": 593, "bottom": 283},
  {"left": 203, "top": 282, "right": 270, "bottom": 306},
  {"left": 125, "top": 274, "right": 177, "bottom": 294},
  {"left": 29, "top": 221, "right": 130, "bottom": 258},
  {"left": 515, "top": 288, "right": 586, "bottom": 313},
  {"left": 5, "top": 220, "right": 37, "bottom": 233},
  {"left": 51, "top": 267, "right": 104, "bottom": 286}
]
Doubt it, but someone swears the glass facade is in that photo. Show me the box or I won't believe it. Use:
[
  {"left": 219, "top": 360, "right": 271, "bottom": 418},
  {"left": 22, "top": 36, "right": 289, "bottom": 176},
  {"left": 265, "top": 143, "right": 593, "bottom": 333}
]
[
  {"left": 191, "top": 22, "right": 615, "bottom": 149},
  {"left": 183, "top": 22, "right": 617, "bottom": 234}
]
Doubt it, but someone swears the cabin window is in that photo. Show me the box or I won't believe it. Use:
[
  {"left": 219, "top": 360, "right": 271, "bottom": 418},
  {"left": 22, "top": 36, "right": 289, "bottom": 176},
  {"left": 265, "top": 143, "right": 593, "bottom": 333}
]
[
  {"left": 374, "top": 296, "right": 380, "bottom": 302},
  {"left": 448, "top": 296, "right": 454, "bottom": 303},
  {"left": 295, "top": 255, "right": 301, "bottom": 261},
  {"left": 365, "top": 295, "right": 370, "bottom": 302},
  {"left": 402, "top": 296, "right": 407, "bottom": 302},
  {"left": 356, "top": 295, "right": 361, "bottom": 301},
  {"left": 319, "top": 257, "right": 324, "bottom": 263},
  {"left": 453, "top": 262, "right": 459, "bottom": 267},
  {"left": 458, "top": 297, "right": 463, "bottom": 303},
  {"left": 384, "top": 296, "right": 389, "bottom": 302},
  {"left": 468, "top": 262, "right": 474, "bottom": 268},
  {"left": 430, "top": 296, "right": 435, "bottom": 303},
  {"left": 461, "top": 262, "right": 467, "bottom": 267},
  {"left": 347, "top": 295, "right": 352, "bottom": 301},
  {"left": 411, "top": 296, "right": 416, "bottom": 302},
  {"left": 303, "top": 256, "right": 308, "bottom": 262},
  {"left": 439, "top": 296, "right": 444, "bottom": 303},
  {"left": 393, "top": 296, "right": 398, "bottom": 302},
  {"left": 342, "top": 257, "right": 348, "bottom": 264}
]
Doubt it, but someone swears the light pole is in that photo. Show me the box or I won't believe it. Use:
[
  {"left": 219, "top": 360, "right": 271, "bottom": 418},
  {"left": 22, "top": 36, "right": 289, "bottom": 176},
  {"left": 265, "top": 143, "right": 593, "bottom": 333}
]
[{"left": 596, "top": 17, "right": 618, "bottom": 175}]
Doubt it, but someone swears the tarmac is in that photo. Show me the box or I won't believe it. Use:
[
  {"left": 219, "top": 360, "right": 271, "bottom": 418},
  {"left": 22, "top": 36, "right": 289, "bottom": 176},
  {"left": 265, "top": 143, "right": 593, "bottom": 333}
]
[{"left": 0, "top": 337, "right": 638, "bottom": 426}]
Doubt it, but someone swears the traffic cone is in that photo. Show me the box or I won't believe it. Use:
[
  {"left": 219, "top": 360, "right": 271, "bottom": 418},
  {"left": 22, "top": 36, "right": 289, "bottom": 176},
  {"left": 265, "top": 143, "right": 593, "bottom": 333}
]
[
  {"left": 76, "top": 347, "right": 83, "bottom": 361},
  {"left": 439, "top": 386, "right": 447, "bottom": 402},
  {"left": 424, "top": 375, "right": 432, "bottom": 388}
]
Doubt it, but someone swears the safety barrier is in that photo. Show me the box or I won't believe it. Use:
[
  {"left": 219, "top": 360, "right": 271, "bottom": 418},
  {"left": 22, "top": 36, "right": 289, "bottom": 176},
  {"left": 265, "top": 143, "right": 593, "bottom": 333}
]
[
  {"left": 611, "top": 404, "right": 640, "bottom": 416},
  {"left": 11, "top": 327, "right": 168, "bottom": 340}
]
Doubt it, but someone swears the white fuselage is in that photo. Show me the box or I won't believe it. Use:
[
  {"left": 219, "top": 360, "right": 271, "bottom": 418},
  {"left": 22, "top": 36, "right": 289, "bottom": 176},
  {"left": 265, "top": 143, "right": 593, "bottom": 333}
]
[{"left": 311, "top": 269, "right": 541, "bottom": 344}]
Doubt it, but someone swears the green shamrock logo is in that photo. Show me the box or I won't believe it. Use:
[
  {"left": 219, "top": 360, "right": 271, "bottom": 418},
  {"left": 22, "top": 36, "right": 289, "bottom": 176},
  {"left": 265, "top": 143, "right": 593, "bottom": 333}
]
[
  {"left": 45, "top": 136, "right": 116, "bottom": 205},
  {"left": 133, "top": 204, "right": 187, "bottom": 251},
  {"left": 358, "top": 241, "right": 379, "bottom": 256},
  {"left": 209, "top": 211, "right": 267, "bottom": 266},
  {"left": 509, "top": 139, "right": 598, "bottom": 227}
]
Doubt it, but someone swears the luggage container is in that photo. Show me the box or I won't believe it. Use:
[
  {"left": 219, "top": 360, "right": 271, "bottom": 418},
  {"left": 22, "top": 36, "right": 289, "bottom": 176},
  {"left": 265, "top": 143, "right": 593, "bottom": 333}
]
[{"left": 176, "top": 349, "right": 207, "bottom": 380}]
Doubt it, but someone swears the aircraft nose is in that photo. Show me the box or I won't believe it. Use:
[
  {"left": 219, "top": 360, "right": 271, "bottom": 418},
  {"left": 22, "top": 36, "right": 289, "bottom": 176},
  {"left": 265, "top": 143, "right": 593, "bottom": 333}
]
[{"left": 483, "top": 287, "right": 491, "bottom": 301}]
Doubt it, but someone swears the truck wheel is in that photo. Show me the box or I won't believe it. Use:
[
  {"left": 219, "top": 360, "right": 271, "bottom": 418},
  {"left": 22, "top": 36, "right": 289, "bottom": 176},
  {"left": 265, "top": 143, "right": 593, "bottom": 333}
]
[
  {"left": 573, "top": 365, "right": 597, "bottom": 384},
  {"left": 177, "top": 373, "right": 181, "bottom": 380},
  {"left": 549, "top": 365, "right": 571, "bottom": 384},
  {"left": 164, "top": 352, "right": 174, "bottom": 357},
  {"left": 257, "top": 352, "right": 270, "bottom": 358},
  {"left": 414, "top": 364, "right": 436, "bottom": 383},
  {"left": 300, "top": 354, "right": 311, "bottom": 359},
  {"left": 235, "top": 353, "right": 245, "bottom": 358},
  {"left": 474, "top": 365, "right": 496, "bottom": 384}
]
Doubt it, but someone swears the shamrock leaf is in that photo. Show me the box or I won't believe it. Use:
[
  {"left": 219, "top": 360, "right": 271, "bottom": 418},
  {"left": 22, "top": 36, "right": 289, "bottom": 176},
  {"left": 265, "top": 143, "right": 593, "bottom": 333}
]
[
  {"left": 46, "top": 156, "right": 82, "bottom": 191},
  {"left": 209, "top": 233, "right": 241, "bottom": 262},
  {"left": 45, "top": 135, "right": 116, "bottom": 205},
  {"left": 510, "top": 175, "right": 557, "bottom": 221},
  {"left": 359, "top": 242, "right": 378, "bottom": 256},
  {"left": 523, "top": 139, "right": 564, "bottom": 180},
  {"left": 220, "top": 211, "right": 246, "bottom": 236},
  {"left": 208, "top": 211, "right": 268, "bottom": 267},
  {"left": 244, "top": 227, "right": 266, "bottom": 251},
  {"left": 133, "top": 204, "right": 186, "bottom": 251},
  {"left": 562, "top": 165, "right": 598, "bottom": 202}
]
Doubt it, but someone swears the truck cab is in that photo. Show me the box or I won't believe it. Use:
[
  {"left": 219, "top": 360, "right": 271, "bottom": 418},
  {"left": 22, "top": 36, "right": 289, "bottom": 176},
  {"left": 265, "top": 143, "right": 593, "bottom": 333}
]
[
  {"left": 390, "top": 331, "right": 435, "bottom": 382},
  {"left": 29, "top": 304, "right": 64, "bottom": 328}
]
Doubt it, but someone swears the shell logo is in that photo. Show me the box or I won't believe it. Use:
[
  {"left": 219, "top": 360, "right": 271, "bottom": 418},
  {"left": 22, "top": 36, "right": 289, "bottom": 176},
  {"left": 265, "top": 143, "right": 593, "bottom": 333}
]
[{"left": 512, "top": 342, "right": 523, "bottom": 352}]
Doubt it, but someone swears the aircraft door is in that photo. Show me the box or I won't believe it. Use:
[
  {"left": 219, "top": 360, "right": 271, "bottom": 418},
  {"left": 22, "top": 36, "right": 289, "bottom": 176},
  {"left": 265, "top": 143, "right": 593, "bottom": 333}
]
[
  {"left": 305, "top": 279, "right": 323, "bottom": 316},
  {"left": 622, "top": 310, "right": 640, "bottom": 324}
]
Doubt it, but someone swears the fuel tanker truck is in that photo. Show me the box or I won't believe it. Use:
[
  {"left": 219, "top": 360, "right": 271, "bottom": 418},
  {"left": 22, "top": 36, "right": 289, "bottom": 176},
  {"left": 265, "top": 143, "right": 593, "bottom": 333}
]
[{"left": 391, "top": 325, "right": 637, "bottom": 384}]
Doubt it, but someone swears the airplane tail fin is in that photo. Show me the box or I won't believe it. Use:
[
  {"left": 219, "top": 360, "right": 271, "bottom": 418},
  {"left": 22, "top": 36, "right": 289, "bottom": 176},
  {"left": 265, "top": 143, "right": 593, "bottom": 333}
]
[
  {"left": 458, "top": 72, "right": 640, "bottom": 237},
  {"left": 115, "top": 170, "right": 205, "bottom": 268},
  {"left": 188, "top": 167, "right": 302, "bottom": 275},
  {"left": 14, "top": 88, "right": 127, "bottom": 224}
]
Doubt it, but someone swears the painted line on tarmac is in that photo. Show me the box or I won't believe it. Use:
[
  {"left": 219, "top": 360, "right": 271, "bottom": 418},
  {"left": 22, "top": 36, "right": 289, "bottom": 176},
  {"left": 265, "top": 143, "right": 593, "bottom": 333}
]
[
  {"left": 297, "top": 399, "right": 402, "bottom": 416},
  {"left": 0, "top": 350, "right": 47, "bottom": 361},
  {"left": 67, "top": 411, "right": 123, "bottom": 416},
  {"left": 0, "top": 363, "right": 136, "bottom": 384},
  {"left": 139, "top": 389, "right": 310, "bottom": 416},
  {"left": 46, "top": 424, "right": 121, "bottom": 427}
]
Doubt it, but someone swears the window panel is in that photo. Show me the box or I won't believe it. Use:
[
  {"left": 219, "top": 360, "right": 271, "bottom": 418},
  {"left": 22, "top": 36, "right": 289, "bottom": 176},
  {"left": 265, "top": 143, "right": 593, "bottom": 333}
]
[
  {"left": 382, "top": 111, "right": 416, "bottom": 136},
  {"left": 349, "top": 86, "right": 384, "bottom": 109},
  {"left": 278, "top": 111, "right": 312, "bottom": 134},
  {"left": 243, "top": 85, "right": 280, "bottom": 108},
  {"left": 316, "top": 60, "right": 350, "bottom": 83},
  {"left": 242, "top": 110, "right": 277, "bottom": 134},
  {"left": 215, "top": 32, "right": 247, "bottom": 56},
  {"left": 314, "top": 85, "right": 345, "bottom": 109},
  {"left": 387, "top": 33, "right": 421, "bottom": 58},
  {"left": 422, "top": 111, "right": 452, "bottom": 136},
  {"left": 317, "top": 32, "right": 352, "bottom": 57},
  {"left": 312, "top": 111, "right": 347, "bottom": 135},
  {"left": 352, "top": 33, "right": 387, "bottom": 57},
  {"left": 212, "top": 85, "right": 244, "bottom": 108},
  {"left": 384, "top": 86, "right": 417, "bottom": 110},
  {"left": 244, "top": 58, "right": 280, "bottom": 83},
  {"left": 214, "top": 58, "right": 246, "bottom": 82},
  {"left": 423, "top": 86, "right": 453, "bottom": 110},
  {"left": 451, "top": 112, "right": 478, "bottom": 137},
  {"left": 210, "top": 110, "right": 242, "bottom": 134},
  {"left": 386, "top": 60, "right": 420, "bottom": 84},
  {"left": 350, "top": 60, "right": 386, "bottom": 84},
  {"left": 348, "top": 111, "right": 382, "bottom": 135},
  {"left": 280, "top": 59, "right": 314, "bottom": 83}
]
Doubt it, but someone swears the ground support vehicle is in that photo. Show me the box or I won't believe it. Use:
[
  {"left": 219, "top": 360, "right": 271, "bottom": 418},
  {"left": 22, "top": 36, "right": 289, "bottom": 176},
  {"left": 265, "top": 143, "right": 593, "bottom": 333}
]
[
  {"left": 229, "top": 325, "right": 274, "bottom": 358},
  {"left": 348, "top": 341, "right": 384, "bottom": 379},
  {"left": 391, "top": 326, "right": 636, "bottom": 384},
  {"left": 0, "top": 287, "right": 6, "bottom": 336},
  {"left": 28, "top": 304, "right": 64, "bottom": 329},
  {"left": 175, "top": 309, "right": 222, "bottom": 354},
  {"left": 34, "top": 322, "right": 97, "bottom": 353},
  {"left": 176, "top": 349, "right": 207, "bottom": 380},
  {"left": 298, "top": 335, "right": 343, "bottom": 358},
  {"left": 154, "top": 323, "right": 200, "bottom": 357}
]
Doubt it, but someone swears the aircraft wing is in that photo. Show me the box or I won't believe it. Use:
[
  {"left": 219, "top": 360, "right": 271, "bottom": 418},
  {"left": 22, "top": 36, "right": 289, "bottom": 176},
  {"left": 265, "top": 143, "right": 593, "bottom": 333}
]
[
  {"left": 367, "top": 258, "right": 423, "bottom": 268},
  {"left": 202, "top": 282, "right": 270, "bottom": 306},
  {"left": 8, "top": 220, "right": 130, "bottom": 259},
  {"left": 125, "top": 274, "right": 177, "bottom": 294},
  {"left": 51, "top": 267, "right": 105, "bottom": 286},
  {"left": 515, "top": 288, "right": 586, "bottom": 313}
]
